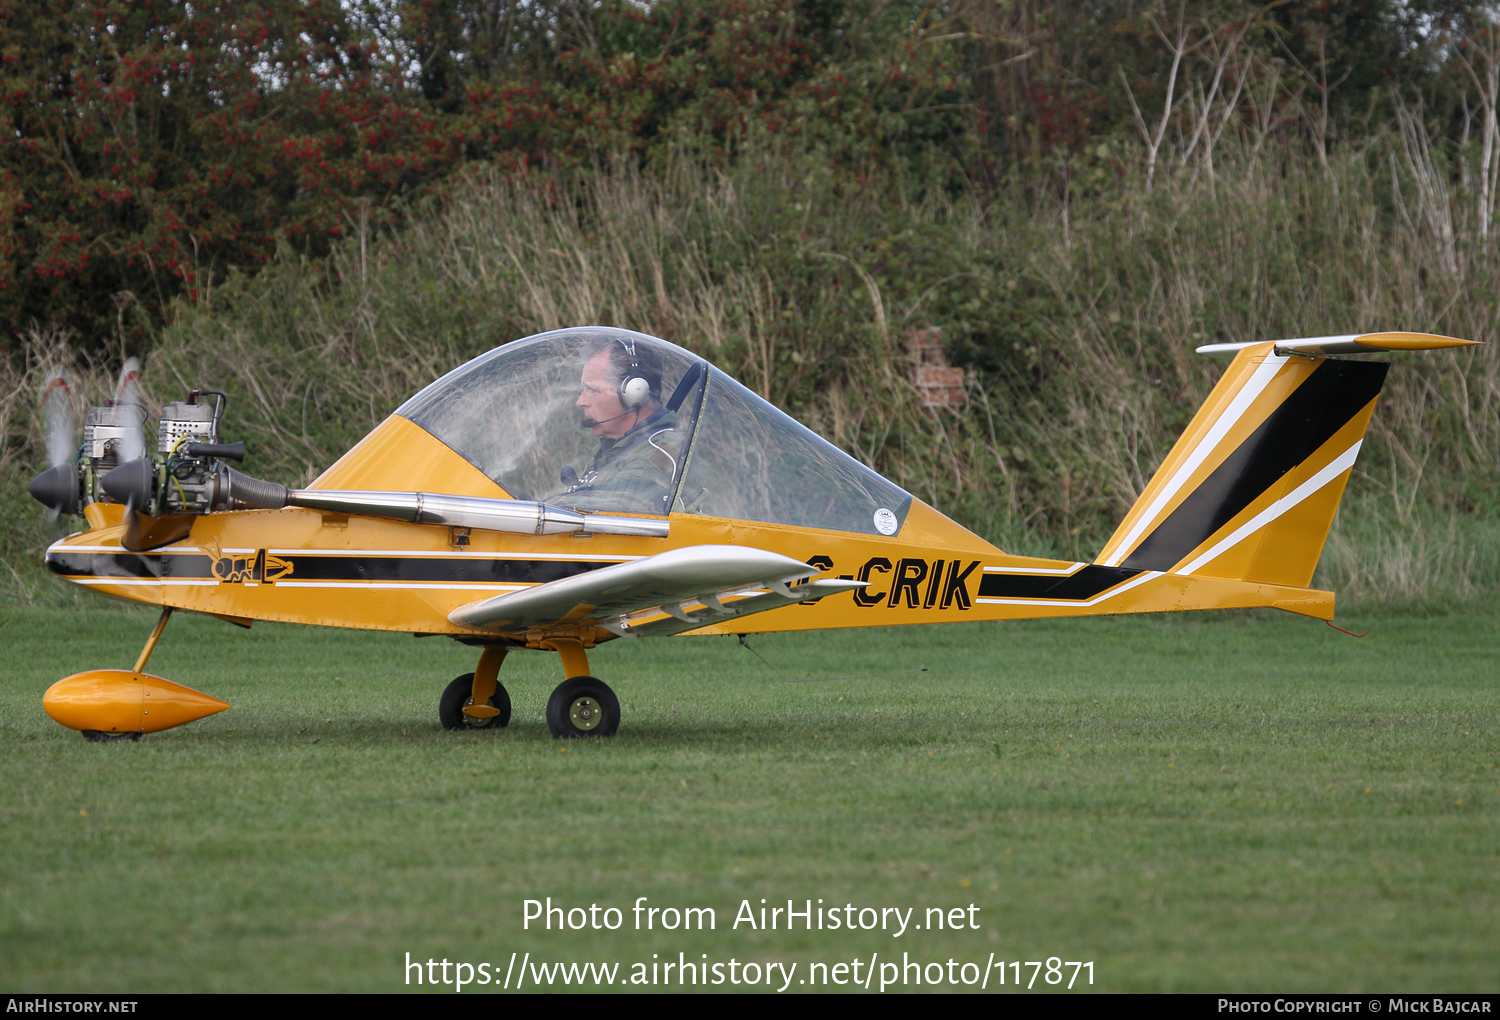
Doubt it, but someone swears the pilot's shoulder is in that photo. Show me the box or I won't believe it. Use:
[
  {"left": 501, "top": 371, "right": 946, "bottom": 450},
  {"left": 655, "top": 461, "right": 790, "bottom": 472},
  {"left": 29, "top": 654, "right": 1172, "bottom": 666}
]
[
  {"left": 649, "top": 426, "right": 683, "bottom": 451},
  {"left": 640, "top": 428, "right": 682, "bottom": 474}
]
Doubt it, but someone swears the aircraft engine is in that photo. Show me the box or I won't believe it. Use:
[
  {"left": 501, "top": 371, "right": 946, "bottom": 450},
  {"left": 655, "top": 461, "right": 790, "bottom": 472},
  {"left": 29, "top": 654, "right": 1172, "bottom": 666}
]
[{"left": 28, "top": 381, "right": 288, "bottom": 532}]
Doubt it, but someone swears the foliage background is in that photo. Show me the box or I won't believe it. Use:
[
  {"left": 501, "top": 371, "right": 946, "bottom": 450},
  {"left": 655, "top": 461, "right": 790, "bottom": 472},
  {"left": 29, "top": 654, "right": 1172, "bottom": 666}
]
[{"left": 3, "top": 0, "right": 1499, "bottom": 604}]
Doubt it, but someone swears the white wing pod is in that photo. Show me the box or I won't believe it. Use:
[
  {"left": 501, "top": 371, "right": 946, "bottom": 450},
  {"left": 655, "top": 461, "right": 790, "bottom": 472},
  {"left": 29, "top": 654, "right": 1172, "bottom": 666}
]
[{"left": 448, "top": 545, "right": 823, "bottom": 632}]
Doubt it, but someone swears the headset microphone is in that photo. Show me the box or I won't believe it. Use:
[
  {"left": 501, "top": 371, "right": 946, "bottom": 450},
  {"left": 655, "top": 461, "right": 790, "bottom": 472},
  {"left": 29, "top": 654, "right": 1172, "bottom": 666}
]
[{"left": 581, "top": 407, "right": 640, "bottom": 429}]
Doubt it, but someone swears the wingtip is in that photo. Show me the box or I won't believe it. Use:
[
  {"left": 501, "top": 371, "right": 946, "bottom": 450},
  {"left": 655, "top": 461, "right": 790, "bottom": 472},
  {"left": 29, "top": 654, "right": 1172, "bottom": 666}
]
[{"left": 1350, "top": 332, "right": 1482, "bottom": 351}]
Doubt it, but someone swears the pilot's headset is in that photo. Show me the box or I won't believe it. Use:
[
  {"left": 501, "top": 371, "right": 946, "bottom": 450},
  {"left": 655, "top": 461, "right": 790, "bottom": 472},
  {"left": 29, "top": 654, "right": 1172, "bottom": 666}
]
[{"left": 616, "top": 337, "right": 652, "bottom": 410}]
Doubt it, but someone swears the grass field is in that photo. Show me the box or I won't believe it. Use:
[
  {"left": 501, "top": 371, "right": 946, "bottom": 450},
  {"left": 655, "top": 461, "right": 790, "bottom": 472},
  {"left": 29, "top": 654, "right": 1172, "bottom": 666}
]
[{"left": 1, "top": 602, "right": 1496, "bottom": 993}]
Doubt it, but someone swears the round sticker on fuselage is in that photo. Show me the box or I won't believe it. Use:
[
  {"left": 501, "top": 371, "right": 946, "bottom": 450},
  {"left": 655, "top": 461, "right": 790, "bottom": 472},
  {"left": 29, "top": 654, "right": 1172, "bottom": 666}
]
[{"left": 873, "top": 508, "right": 898, "bottom": 535}]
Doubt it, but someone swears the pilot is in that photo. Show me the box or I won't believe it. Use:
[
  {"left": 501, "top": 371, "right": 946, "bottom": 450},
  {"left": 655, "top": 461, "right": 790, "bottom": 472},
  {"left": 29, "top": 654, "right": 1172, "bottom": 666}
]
[{"left": 548, "top": 337, "right": 684, "bottom": 514}]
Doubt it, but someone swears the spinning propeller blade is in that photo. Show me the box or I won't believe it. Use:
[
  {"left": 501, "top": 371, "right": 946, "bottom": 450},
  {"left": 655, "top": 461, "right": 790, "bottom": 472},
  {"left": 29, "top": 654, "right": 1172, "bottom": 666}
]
[
  {"left": 112, "top": 357, "right": 146, "bottom": 463},
  {"left": 41, "top": 367, "right": 77, "bottom": 470},
  {"left": 36, "top": 368, "right": 79, "bottom": 520}
]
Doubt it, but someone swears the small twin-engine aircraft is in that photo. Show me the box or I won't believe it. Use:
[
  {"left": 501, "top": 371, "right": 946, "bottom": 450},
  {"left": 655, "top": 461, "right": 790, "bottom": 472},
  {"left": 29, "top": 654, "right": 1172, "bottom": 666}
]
[{"left": 29, "top": 326, "right": 1480, "bottom": 740}]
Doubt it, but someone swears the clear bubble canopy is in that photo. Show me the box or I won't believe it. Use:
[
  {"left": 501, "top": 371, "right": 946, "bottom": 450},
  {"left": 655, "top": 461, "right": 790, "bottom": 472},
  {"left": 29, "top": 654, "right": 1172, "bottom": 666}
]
[{"left": 395, "top": 327, "right": 913, "bottom": 537}]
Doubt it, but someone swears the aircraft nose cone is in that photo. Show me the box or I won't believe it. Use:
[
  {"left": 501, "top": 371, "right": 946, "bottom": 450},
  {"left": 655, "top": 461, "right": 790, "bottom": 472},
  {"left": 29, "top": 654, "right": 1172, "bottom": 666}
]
[
  {"left": 43, "top": 670, "right": 229, "bottom": 735},
  {"left": 29, "top": 463, "right": 79, "bottom": 514}
]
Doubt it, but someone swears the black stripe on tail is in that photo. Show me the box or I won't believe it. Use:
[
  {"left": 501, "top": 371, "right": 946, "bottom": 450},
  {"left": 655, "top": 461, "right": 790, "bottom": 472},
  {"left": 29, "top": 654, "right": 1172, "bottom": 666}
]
[{"left": 1122, "top": 358, "right": 1388, "bottom": 572}]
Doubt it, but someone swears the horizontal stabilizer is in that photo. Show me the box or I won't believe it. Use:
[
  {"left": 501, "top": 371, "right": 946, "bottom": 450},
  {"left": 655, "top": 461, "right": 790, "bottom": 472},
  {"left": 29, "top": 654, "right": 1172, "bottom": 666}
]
[
  {"left": 1198, "top": 331, "right": 1480, "bottom": 359},
  {"left": 448, "top": 544, "right": 843, "bottom": 634}
]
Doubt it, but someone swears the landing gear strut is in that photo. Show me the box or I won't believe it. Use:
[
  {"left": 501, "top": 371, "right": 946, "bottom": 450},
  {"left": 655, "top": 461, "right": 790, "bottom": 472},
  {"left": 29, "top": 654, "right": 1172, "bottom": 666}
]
[
  {"left": 438, "top": 638, "right": 620, "bottom": 737},
  {"left": 439, "top": 645, "right": 511, "bottom": 731},
  {"left": 541, "top": 638, "right": 619, "bottom": 738}
]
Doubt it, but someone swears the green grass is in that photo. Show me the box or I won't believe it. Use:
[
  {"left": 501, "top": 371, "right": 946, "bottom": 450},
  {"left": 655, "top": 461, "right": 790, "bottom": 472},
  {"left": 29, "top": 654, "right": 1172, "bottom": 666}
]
[{"left": 1, "top": 602, "right": 1497, "bottom": 993}]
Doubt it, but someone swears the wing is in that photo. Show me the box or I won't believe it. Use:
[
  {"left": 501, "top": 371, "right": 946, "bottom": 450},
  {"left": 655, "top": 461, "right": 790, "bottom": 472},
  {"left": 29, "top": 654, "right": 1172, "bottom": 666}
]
[{"left": 448, "top": 544, "right": 866, "bottom": 637}]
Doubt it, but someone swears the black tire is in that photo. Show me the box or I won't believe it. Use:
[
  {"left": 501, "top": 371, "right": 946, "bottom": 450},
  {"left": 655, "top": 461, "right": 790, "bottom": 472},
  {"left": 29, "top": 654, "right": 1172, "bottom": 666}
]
[
  {"left": 439, "top": 673, "right": 512, "bottom": 731},
  {"left": 545, "top": 676, "right": 620, "bottom": 738},
  {"left": 81, "top": 730, "right": 141, "bottom": 743}
]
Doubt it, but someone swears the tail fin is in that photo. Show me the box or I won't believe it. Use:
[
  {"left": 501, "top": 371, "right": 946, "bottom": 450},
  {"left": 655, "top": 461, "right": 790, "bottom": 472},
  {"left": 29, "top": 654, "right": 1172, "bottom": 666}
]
[{"left": 1095, "top": 333, "right": 1479, "bottom": 588}]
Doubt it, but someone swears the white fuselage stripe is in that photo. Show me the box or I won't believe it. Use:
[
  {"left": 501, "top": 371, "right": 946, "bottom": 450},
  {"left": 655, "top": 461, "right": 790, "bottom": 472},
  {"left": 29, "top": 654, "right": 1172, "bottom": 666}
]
[
  {"left": 976, "top": 570, "right": 1163, "bottom": 608},
  {"left": 1177, "top": 441, "right": 1363, "bottom": 576},
  {"left": 262, "top": 549, "right": 639, "bottom": 561},
  {"left": 52, "top": 544, "right": 206, "bottom": 554},
  {"left": 51, "top": 542, "right": 632, "bottom": 564},
  {"left": 1100, "top": 353, "right": 1288, "bottom": 567},
  {"left": 69, "top": 578, "right": 217, "bottom": 587},
  {"left": 982, "top": 562, "right": 1084, "bottom": 575},
  {"left": 272, "top": 582, "right": 529, "bottom": 591},
  {"left": 62, "top": 578, "right": 533, "bottom": 592}
]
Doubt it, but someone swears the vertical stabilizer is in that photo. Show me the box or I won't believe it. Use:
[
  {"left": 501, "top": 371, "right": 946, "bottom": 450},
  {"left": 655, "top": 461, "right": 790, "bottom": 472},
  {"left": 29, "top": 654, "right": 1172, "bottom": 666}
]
[{"left": 1095, "top": 342, "right": 1387, "bottom": 588}]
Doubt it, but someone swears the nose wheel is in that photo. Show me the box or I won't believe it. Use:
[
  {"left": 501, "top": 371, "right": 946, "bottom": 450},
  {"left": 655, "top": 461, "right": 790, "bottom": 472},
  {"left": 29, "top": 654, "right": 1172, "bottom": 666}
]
[
  {"left": 546, "top": 676, "right": 620, "bottom": 738},
  {"left": 82, "top": 730, "right": 142, "bottom": 743}
]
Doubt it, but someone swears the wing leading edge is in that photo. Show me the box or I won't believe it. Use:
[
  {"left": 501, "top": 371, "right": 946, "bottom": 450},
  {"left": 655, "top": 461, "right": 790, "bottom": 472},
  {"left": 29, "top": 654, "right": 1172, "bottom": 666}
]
[{"left": 448, "top": 544, "right": 866, "bottom": 637}]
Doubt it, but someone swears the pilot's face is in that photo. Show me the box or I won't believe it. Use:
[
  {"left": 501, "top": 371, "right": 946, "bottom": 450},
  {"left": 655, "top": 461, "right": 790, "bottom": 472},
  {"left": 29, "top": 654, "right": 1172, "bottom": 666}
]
[{"left": 578, "top": 350, "right": 635, "bottom": 439}]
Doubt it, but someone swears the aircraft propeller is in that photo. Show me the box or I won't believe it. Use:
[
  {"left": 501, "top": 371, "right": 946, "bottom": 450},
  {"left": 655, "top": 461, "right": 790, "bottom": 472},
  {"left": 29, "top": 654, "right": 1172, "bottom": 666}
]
[
  {"left": 112, "top": 357, "right": 148, "bottom": 465},
  {"left": 29, "top": 358, "right": 155, "bottom": 519},
  {"left": 30, "top": 367, "right": 80, "bottom": 520}
]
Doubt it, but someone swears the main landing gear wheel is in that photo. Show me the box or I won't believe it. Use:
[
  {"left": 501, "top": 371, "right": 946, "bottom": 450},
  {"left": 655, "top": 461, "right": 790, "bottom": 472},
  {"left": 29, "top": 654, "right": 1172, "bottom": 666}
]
[
  {"left": 439, "top": 673, "right": 512, "bottom": 731},
  {"left": 546, "top": 677, "right": 620, "bottom": 738}
]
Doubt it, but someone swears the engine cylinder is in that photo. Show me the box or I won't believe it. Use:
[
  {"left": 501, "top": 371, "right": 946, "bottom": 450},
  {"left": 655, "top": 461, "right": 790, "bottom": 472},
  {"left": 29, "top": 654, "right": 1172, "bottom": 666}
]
[
  {"left": 83, "top": 405, "right": 145, "bottom": 470},
  {"left": 158, "top": 401, "right": 216, "bottom": 452}
]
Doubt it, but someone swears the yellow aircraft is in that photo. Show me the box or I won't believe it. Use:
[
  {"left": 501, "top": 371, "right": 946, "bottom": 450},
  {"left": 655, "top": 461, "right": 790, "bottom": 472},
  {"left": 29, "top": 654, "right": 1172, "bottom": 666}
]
[{"left": 28, "top": 327, "right": 1481, "bottom": 741}]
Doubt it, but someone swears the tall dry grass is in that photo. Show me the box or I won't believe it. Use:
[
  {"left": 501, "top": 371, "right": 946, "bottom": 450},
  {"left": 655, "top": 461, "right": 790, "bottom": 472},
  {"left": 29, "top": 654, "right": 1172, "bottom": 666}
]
[
  {"left": 5, "top": 131, "right": 1497, "bottom": 604},
  {"left": 1005, "top": 128, "right": 1500, "bottom": 599}
]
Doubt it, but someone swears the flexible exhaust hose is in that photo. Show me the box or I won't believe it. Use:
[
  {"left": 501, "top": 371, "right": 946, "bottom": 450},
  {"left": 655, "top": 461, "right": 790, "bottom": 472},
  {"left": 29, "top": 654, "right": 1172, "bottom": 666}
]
[{"left": 224, "top": 467, "right": 290, "bottom": 510}]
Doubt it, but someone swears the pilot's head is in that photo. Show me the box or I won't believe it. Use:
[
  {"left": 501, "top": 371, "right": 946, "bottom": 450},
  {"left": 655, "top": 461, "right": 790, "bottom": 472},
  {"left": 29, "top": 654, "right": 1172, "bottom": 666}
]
[{"left": 578, "top": 337, "right": 664, "bottom": 439}]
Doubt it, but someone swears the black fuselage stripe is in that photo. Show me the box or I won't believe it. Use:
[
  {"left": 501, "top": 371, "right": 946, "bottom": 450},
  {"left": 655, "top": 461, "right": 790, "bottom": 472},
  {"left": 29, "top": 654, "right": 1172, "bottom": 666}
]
[
  {"left": 1122, "top": 359, "right": 1388, "bottom": 572},
  {"left": 48, "top": 552, "right": 164, "bottom": 579},
  {"left": 978, "top": 565, "right": 1143, "bottom": 600},
  {"left": 47, "top": 553, "right": 611, "bottom": 584},
  {"left": 53, "top": 550, "right": 1147, "bottom": 604},
  {"left": 279, "top": 558, "right": 608, "bottom": 584}
]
